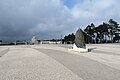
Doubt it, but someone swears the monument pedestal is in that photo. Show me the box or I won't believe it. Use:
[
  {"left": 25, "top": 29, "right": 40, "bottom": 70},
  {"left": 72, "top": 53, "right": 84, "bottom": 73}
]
[{"left": 69, "top": 44, "right": 88, "bottom": 53}]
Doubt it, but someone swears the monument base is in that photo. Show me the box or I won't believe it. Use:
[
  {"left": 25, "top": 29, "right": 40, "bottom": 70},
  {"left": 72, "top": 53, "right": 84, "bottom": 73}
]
[{"left": 68, "top": 44, "right": 88, "bottom": 53}]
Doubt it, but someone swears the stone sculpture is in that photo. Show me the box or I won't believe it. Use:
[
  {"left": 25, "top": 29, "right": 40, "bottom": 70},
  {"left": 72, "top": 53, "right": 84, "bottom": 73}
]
[
  {"left": 75, "top": 28, "right": 86, "bottom": 49},
  {"left": 68, "top": 28, "right": 88, "bottom": 52}
]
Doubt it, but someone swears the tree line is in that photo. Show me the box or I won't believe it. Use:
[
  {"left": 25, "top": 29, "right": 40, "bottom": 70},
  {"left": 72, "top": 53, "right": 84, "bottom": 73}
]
[{"left": 64, "top": 19, "right": 120, "bottom": 44}]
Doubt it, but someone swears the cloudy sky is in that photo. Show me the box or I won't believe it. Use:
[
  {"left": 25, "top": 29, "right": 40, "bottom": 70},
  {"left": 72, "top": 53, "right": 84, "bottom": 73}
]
[{"left": 0, "top": 0, "right": 120, "bottom": 41}]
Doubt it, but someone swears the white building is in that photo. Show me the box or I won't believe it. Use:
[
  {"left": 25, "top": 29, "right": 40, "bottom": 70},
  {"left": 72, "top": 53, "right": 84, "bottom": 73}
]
[{"left": 31, "top": 35, "right": 38, "bottom": 44}]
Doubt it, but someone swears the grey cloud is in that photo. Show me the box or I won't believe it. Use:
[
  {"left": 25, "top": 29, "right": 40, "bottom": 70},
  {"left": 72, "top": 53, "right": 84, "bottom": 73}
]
[
  {"left": 0, "top": 0, "right": 73, "bottom": 41},
  {"left": 0, "top": 0, "right": 120, "bottom": 41},
  {"left": 71, "top": 0, "right": 120, "bottom": 26}
]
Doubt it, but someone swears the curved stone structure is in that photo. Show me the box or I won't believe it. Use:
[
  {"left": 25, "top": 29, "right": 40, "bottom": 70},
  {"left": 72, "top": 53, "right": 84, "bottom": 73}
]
[{"left": 75, "top": 28, "right": 86, "bottom": 49}]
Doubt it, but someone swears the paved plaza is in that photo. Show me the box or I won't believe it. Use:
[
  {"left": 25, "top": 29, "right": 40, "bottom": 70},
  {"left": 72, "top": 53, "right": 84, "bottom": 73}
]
[{"left": 0, "top": 44, "right": 120, "bottom": 80}]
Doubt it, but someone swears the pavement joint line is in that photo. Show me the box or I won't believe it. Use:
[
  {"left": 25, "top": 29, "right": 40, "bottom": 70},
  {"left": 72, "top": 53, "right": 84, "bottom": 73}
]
[
  {"left": 35, "top": 48, "right": 120, "bottom": 80},
  {"left": 68, "top": 49, "right": 120, "bottom": 71},
  {"left": 91, "top": 50, "right": 120, "bottom": 56},
  {"left": 0, "top": 48, "right": 9, "bottom": 57},
  {"left": 32, "top": 48, "right": 84, "bottom": 80},
  {"left": 39, "top": 46, "right": 120, "bottom": 71}
]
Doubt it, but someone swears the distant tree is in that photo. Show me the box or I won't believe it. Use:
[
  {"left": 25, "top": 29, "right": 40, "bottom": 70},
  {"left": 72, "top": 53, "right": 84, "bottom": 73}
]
[
  {"left": 108, "top": 19, "right": 119, "bottom": 42},
  {"left": 64, "top": 33, "right": 75, "bottom": 44},
  {"left": 94, "top": 22, "right": 109, "bottom": 43},
  {"left": 64, "top": 19, "right": 120, "bottom": 44},
  {"left": 102, "top": 22, "right": 109, "bottom": 42},
  {"left": 0, "top": 40, "right": 2, "bottom": 45},
  {"left": 94, "top": 25, "right": 103, "bottom": 43},
  {"left": 84, "top": 23, "right": 95, "bottom": 43},
  {"left": 113, "top": 25, "right": 120, "bottom": 42},
  {"left": 108, "top": 19, "right": 119, "bottom": 28},
  {"left": 0, "top": 40, "right": 2, "bottom": 42}
]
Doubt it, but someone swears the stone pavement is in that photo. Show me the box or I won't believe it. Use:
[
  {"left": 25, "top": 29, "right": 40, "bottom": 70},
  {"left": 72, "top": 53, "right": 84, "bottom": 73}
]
[
  {"left": 0, "top": 47, "right": 9, "bottom": 57},
  {"left": 0, "top": 46, "right": 82, "bottom": 80},
  {"left": 35, "top": 48, "right": 120, "bottom": 80},
  {"left": 0, "top": 44, "right": 120, "bottom": 80}
]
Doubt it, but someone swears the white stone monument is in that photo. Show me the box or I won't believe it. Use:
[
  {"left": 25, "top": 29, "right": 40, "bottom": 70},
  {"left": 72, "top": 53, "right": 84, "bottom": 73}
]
[{"left": 31, "top": 34, "right": 38, "bottom": 44}]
